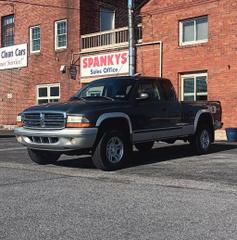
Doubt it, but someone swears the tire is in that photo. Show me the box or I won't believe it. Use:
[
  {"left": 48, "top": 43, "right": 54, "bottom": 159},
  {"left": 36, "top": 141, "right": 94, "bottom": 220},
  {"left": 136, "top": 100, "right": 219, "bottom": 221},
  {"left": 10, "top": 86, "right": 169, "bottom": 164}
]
[
  {"left": 135, "top": 141, "right": 154, "bottom": 152},
  {"left": 92, "top": 130, "right": 131, "bottom": 171},
  {"left": 27, "top": 149, "right": 61, "bottom": 165},
  {"left": 190, "top": 124, "right": 212, "bottom": 154}
]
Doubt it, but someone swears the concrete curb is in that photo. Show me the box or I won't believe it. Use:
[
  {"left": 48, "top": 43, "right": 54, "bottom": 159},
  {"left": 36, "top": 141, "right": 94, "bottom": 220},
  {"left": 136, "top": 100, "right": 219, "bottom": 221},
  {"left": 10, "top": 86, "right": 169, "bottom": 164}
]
[{"left": 0, "top": 131, "right": 15, "bottom": 138}]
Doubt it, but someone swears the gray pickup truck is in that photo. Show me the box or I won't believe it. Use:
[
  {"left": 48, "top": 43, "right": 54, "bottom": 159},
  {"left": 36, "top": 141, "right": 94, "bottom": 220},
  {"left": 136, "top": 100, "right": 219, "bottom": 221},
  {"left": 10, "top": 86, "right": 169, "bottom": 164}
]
[{"left": 15, "top": 76, "right": 223, "bottom": 170}]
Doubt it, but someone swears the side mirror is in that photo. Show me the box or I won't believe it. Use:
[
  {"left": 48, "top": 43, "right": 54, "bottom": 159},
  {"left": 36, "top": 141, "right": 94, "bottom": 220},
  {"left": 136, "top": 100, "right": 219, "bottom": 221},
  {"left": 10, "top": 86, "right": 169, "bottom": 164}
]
[{"left": 136, "top": 92, "right": 150, "bottom": 101}]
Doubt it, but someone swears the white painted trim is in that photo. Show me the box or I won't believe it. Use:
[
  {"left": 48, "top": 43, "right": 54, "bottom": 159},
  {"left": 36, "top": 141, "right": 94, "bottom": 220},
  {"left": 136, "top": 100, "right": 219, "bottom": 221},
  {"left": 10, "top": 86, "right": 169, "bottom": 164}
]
[
  {"left": 180, "top": 72, "right": 208, "bottom": 101},
  {"left": 180, "top": 39, "right": 208, "bottom": 46},
  {"left": 36, "top": 83, "right": 60, "bottom": 104},
  {"left": 179, "top": 16, "right": 208, "bottom": 46},
  {"left": 30, "top": 25, "right": 41, "bottom": 54},
  {"left": 81, "top": 27, "right": 128, "bottom": 38},
  {"left": 55, "top": 19, "right": 67, "bottom": 50},
  {"left": 136, "top": 40, "right": 163, "bottom": 78}
]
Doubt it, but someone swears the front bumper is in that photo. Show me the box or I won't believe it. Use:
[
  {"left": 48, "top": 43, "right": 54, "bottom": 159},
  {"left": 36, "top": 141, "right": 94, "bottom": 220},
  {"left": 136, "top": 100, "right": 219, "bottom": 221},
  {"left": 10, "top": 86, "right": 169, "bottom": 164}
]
[{"left": 14, "top": 127, "right": 98, "bottom": 151}]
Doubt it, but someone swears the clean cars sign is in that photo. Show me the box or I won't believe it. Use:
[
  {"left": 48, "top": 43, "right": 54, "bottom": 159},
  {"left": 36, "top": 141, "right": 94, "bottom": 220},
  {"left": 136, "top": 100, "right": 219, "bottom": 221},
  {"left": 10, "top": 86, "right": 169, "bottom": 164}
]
[
  {"left": 81, "top": 50, "right": 128, "bottom": 77},
  {"left": 0, "top": 44, "right": 27, "bottom": 70}
]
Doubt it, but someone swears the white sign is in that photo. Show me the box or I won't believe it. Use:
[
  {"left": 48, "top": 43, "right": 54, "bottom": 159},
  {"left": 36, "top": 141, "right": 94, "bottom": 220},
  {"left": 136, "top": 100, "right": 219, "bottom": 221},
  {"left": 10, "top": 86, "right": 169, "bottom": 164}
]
[
  {"left": 81, "top": 50, "right": 128, "bottom": 77},
  {"left": 0, "top": 44, "right": 27, "bottom": 70}
]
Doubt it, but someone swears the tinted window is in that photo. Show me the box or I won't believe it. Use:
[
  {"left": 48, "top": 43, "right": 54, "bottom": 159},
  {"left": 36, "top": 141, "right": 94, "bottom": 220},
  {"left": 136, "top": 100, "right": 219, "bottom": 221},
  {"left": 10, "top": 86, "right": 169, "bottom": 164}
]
[
  {"left": 100, "top": 8, "right": 115, "bottom": 31},
  {"left": 181, "top": 16, "right": 208, "bottom": 45},
  {"left": 38, "top": 87, "right": 47, "bottom": 97},
  {"left": 50, "top": 86, "right": 59, "bottom": 97},
  {"left": 2, "top": 15, "right": 14, "bottom": 47},
  {"left": 159, "top": 80, "right": 177, "bottom": 101},
  {"left": 181, "top": 74, "right": 207, "bottom": 101},
  {"left": 75, "top": 78, "right": 134, "bottom": 100},
  {"left": 136, "top": 82, "right": 160, "bottom": 102}
]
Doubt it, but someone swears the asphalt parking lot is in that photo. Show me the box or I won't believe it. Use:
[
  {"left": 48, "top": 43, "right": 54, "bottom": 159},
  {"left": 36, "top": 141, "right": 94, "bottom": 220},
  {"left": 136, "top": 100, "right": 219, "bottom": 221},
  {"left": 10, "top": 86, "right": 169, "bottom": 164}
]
[{"left": 0, "top": 137, "right": 237, "bottom": 239}]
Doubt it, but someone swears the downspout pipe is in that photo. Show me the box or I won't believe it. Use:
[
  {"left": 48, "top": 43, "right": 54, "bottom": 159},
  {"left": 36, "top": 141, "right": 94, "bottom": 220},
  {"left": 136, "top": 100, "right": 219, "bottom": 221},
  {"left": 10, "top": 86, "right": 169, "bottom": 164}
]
[
  {"left": 128, "top": 0, "right": 135, "bottom": 76},
  {"left": 136, "top": 41, "right": 163, "bottom": 78}
]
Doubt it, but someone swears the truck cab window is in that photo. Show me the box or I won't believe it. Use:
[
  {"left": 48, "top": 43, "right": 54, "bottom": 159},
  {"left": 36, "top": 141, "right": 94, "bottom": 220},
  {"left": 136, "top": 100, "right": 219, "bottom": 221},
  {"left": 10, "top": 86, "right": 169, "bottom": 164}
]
[
  {"left": 136, "top": 83, "right": 160, "bottom": 101},
  {"left": 159, "top": 80, "right": 177, "bottom": 101}
]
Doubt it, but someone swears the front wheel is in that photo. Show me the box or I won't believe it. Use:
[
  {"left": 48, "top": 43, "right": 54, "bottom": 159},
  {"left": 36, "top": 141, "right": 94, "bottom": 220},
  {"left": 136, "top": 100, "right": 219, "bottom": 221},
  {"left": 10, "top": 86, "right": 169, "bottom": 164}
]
[
  {"left": 27, "top": 149, "right": 61, "bottom": 165},
  {"left": 190, "top": 124, "right": 212, "bottom": 154},
  {"left": 92, "top": 130, "right": 131, "bottom": 171}
]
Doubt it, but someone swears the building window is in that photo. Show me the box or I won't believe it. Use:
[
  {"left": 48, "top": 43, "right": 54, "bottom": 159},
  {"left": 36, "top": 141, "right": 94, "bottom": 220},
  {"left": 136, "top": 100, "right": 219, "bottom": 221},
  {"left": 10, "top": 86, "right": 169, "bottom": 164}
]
[
  {"left": 37, "top": 84, "right": 60, "bottom": 104},
  {"left": 181, "top": 73, "right": 208, "bottom": 101},
  {"left": 2, "top": 15, "right": 14, "bottom": 47},
  {"left": 55, "top": 19, "right": 67, "bottom": 50},
  {"left": 30, "top": 26, "right": 40, "bottom": 53},
  {"left": 180, "top": 16, "right": 208, "bottom": 46},
  {"left": 100, "top": 8, "right": 115, "bottom": 31}
]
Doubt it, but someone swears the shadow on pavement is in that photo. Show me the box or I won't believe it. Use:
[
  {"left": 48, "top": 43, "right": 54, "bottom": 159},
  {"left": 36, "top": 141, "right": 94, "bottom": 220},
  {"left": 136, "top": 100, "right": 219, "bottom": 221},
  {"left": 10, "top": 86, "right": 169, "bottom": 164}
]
[{"left": 55, "top": 142, "right": 237, "bottom": 170}]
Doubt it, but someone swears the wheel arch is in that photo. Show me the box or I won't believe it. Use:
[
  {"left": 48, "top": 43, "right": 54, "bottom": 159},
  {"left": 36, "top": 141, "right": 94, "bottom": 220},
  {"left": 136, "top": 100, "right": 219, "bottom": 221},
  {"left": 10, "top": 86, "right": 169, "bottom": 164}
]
[
  {"left": 194, "top": 110, "right": 214, "bottom": 141},
  {"left": 95, "top": 113, "right": 133, "bottom": 144}
]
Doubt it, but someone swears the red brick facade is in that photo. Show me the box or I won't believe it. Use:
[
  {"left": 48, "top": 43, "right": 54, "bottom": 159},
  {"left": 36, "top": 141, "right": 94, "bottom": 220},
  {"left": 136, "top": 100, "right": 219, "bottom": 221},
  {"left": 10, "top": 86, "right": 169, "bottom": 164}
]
[
  {"left": 0, "top": 0, "right": 128, "bottom": 125},
  {"left": 138, "top": 0, "right": 237, "bottom": 127},
  {"left": 0, "top": 0, "right": 81, "bottom": 125},
  {"left": 0, "top": 0, "right": 236, "bottom": 129}
]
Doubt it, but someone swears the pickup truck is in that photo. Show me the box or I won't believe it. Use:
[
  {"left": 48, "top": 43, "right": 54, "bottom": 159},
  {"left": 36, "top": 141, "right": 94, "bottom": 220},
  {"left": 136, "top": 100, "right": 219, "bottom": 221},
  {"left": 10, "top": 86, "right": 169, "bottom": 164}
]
[{"left": 15, "top": 76, "right": 223, "bottom": 170}]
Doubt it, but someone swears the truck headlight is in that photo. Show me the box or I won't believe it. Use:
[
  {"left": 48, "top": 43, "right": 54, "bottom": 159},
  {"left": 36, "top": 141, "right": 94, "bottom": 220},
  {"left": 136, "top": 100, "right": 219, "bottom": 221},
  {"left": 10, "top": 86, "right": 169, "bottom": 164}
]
[
  {"left": 66, "top": 115, "right": 93, "bottom": 128},
  {"left": 16, "top": 114, "right": 23, "bottom": 127}
]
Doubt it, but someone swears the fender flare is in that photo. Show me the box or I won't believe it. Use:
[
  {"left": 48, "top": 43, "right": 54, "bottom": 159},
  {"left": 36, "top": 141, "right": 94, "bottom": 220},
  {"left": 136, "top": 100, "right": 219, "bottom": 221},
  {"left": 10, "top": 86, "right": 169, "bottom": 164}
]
[
  {"left": 194, "top": 109, "right": 214, "bottom": 133},
  {"left": 96, "top": 112, "right": 133, "bottom": 135}
]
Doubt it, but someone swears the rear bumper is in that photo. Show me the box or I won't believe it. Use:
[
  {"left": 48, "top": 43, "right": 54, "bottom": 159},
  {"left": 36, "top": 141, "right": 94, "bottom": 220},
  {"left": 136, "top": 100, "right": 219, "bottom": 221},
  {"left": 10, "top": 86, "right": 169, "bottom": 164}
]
[
  {"left": 214, "top": 121, "right": 223, "bottom": 130},
  {"left": 14, "top": 127, "right": 98, "bottom": 151}
]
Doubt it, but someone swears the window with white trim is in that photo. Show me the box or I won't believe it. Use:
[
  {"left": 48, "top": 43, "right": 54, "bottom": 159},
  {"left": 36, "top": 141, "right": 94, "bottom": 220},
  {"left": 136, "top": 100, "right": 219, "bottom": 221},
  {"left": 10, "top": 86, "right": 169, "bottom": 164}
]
[
  {"left": 100, "top": 8, "right": 115, "bottom": 31},
  {"left": 2, "top": 15, "right": 14, "bottom": 47},
  {"left": 55, "top": 19, "right": 67, "bottom": 50},
  {"left": 180, "top": 16, "right": 208, "bottom": 46},
  {"left": 181, "top": 73, "right": 208, "bottom": 101},
  {"left": 30, "top": 26, "right": 40, "bottom": 53},
  {"left": 37, "top": 84, "right": 60, "bottom": 104}
]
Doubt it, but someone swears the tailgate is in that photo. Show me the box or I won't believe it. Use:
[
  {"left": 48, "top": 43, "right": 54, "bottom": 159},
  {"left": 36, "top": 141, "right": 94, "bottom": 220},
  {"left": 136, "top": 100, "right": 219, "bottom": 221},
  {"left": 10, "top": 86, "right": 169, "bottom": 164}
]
[{"left": 206, "top": 101, "right": 223, "bottom": 129}]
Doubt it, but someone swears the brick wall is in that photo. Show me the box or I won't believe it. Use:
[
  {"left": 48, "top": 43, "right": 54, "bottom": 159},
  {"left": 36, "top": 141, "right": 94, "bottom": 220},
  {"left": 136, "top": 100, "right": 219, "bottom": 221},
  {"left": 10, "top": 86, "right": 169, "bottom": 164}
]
[
  {"left": 0, "top": 0, "right": 81, "bottom": 125},
  {"left": 139, "top": 0, "right": 237, "bottom": 128},
  {"left": 0, "top": 0, "right": 131, "bottom": 125},
  {"left": 1, "top": 0, "right": 236, "bottom": 129}
]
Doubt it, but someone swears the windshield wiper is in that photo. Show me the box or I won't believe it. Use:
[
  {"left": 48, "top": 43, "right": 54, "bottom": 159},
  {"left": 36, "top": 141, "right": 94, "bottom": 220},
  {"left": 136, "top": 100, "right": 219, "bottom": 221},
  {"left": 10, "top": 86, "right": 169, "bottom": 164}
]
[
  {"left": 84, "top": 96, "right": 114, "bottom": 101},
  {"left": 69, "top": 96, "right": 86, "bottom": 101}
]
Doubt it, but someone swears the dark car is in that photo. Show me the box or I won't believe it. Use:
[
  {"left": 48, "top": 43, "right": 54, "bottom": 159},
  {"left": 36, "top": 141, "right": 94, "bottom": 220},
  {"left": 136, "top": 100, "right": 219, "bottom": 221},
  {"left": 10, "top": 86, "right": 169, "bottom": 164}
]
[{"left": 15, "top": 76, "right": 223, "bottom": 170}]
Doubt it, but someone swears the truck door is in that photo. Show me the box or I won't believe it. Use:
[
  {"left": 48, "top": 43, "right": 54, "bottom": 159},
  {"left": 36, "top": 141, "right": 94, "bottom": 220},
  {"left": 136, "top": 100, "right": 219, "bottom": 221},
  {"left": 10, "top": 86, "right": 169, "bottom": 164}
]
[
  {"left": 132, "top": 80, "right": 171, "bottom": 142},
  {"left": 156, "top": 79, "right": 183, "bottom": 136}
]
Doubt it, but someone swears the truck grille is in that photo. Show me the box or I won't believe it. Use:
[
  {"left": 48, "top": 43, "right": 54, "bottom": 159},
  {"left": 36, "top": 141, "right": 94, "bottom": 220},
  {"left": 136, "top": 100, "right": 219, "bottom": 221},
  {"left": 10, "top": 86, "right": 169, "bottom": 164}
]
[
  {"left": 22, "top": 112, "right": 66, "bottom": 129},
  {"left": 28, "top": 136, "right": 59, "bottom": 144}
]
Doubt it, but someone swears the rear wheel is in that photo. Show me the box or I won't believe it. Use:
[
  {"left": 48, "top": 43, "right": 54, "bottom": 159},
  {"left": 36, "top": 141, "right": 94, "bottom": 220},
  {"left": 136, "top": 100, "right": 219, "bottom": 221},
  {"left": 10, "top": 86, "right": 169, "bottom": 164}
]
[
  {"left": 135, "top": 141, "right": 154, "bottom": 152},
  {"left": 190, "top": 124, "right": 212, "bottom": 154},
  {"left": 27, "top": 149, "right": 61, "bottom": 165},
  {"left": 92, "top": 130, "right": 131, "bottom": 171}
]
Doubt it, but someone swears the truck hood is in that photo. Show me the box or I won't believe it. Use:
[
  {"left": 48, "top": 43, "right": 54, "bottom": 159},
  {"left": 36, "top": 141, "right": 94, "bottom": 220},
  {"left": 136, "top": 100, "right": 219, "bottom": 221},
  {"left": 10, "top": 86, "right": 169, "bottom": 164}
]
[{"left": 23, "top": 100, "right": 128, "bottom": 114}]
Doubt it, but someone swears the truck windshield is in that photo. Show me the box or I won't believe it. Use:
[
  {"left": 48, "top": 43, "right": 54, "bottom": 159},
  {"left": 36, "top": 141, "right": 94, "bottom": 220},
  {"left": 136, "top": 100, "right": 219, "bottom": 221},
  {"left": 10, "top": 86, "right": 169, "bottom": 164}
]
[{"left": 73, "top": 78, "right": 134, "bottom": 100}]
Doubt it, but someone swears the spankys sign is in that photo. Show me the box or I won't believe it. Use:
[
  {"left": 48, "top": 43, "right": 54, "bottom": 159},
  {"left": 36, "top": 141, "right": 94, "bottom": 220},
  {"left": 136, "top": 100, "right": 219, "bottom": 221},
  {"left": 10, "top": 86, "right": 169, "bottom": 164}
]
[
  {"left": 0, "top": 44, "right": 27, "bottom": 70},
  {"left": 81, "top": 50, "right": 128, "bottom": 77}
]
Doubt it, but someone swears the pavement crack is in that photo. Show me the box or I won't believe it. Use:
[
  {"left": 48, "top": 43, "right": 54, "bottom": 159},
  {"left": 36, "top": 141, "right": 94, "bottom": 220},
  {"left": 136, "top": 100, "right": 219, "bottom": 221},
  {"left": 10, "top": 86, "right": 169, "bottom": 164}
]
[{"left": 0, "top": 175, "right": 73, "bottom": 188}]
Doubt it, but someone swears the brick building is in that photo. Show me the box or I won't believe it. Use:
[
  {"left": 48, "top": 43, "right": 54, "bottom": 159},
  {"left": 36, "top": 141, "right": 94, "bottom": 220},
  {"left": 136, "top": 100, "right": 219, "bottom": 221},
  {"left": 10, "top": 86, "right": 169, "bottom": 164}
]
[
  {"left": 0, "top": 0, "right": 130, "bottom": 126},
  {"left": 0, "top": 0, "right": 236, "bottom": 133},
  {"left": 137, "top": 0, "right": 237, "bottom": 129}
]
